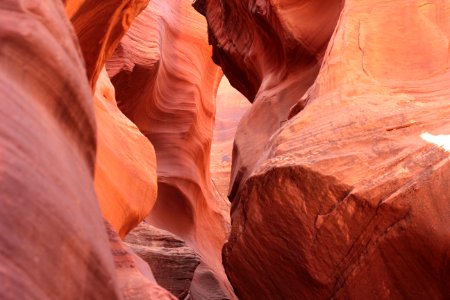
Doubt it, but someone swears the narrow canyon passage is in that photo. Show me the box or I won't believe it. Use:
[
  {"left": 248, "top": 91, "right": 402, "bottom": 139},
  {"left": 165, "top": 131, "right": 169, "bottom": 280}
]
[
  {"left": 211, "top": 77, "right": 250, "bottom": 202},
  {"left": 0, "top": 0, "right": 449, "bottom": 299}
]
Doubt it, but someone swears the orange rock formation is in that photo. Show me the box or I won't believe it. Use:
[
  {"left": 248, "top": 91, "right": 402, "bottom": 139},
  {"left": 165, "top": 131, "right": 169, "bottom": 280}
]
[
  {"left": 1, "top": 0, "right": 172, "bottom": 298},
  {"left": 199, "top": 0, "right": 450, "bottom": 298},
  {"left": 66, "top": 0, "right": 149, "bottom": 88},
  {"left": 94, "top": 68, "right": 157, "bottom": 238},
  {"left": 1, "top": 0, "right": 449, "bottom": 299},
  {"left": 0, "top": 1, "right": 120, "bottom": 298},
  {"left": 106, "top": 0, "right": 235, "bottom": 298}
]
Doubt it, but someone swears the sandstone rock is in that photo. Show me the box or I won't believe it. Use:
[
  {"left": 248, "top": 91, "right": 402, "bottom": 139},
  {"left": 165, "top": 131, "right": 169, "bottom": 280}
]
[
  {"left": 125, "top": 222, "right": 201, "bottom": 299},
  {"left": 65, "top": 0, "right": 150, "bottom": 88},
  {"left": 94, "top": 68, "right": 158, "bottom": 238},
  {"left": 107, "top": 0, "right": 236, "bottom": 298},
  {"left": 200, "top": 0, "right": 450, "bottom": 298},
  {"left": 0, "top": 0, "right": 120, "bottom": 298},
  {"left": 199, "top": 0, "right": 343, "bottom": 201},
  {"left": 190, "top": 263, "right": 234, "bottom": 300},
  {"left": 106, "top": 222, "right": 177, "bottom": 299}
]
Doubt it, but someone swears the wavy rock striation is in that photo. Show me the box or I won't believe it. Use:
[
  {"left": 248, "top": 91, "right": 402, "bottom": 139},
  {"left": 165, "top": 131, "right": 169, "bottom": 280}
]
[
  {"left": 65, "top": 0, "right": 149, "bottom": 88},
  {"left": 200, "top": 0, "right": 450, "bottom": 299},
  {"left": 1, "top": 0, "right": 173, "bottom": 298},
  {"left": 107, "top": 0, "right": 236, "bottom": 298},
  {"left": 94, "top": 68, "right": 158, "bottom": 238},
  {"left": 0, "top": 1, "right": 120, "bottom": 298}
]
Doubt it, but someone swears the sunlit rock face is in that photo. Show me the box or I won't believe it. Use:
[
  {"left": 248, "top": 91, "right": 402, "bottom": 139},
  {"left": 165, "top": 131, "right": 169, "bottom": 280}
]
[
  {"left": 65, "top": 0, "right": 149, "bottom": 88},
  {"left": 0, "top": 1, "right": 120, "bottom": 298},
  {"left": 68, "top": 1, "right": 174, "bottom": 296},
  {"left": 200, "top": 0, "right": 450, "bottom": 299},
  {"left": 106, "top": 0, "right": 236, "bottom": 298},
  {"left": 94, "top": 68, "right": 158, "bottom": 238},
  {"left": 0, "top": 0, "right": 173, "bottom": 298}
]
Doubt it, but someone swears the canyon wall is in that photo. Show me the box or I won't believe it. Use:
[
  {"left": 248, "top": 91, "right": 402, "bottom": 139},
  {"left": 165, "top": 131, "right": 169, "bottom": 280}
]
[
  {"left": 106, "top": 0, "right": 236, "bottom": 298},
  {"left": 65, "top": 0, "right": 149, "bottom": 88},
  {"left": 0, "top": 0, "right": 172, "bottom": 298},
  {"left": 0, "top": 0, "right": 120, "bottom": 298},
  {"left": 94, "top": 68, "right": 158, "bottom": 238},
  {"left": 2, "top": 0, "right": 448, "bottom": 299},
  {"left": 199, "top": 0, "right": 450, "bottom": 299}
]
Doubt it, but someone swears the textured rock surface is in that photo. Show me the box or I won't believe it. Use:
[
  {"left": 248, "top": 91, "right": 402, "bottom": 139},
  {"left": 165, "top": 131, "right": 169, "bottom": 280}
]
[
  {"left": 125, "top": 222, "right": 201, "bottom": 299},
  {"left": 211, "top": 77, "right": 250, "bottom": 200},
  {"left": 107, "top": 0, "right": 236, "bottom": 298},
  {"left": 201, "top": 0, "right": 450, "bottom": 299},
  {"left": 65, "top": 0, "right": 149, "bottom": 87},
  {"left": 106, "top": 222, "right": 177, "bottom": 299},
  {"left": 94, "top": 68, "right": 158, "bottom": 238},
  {"left": 198, "top": 0, "right": 344, "bottom": 201},
  {"left": 0, "top": 1, "right": 120, "bottom": 298}
]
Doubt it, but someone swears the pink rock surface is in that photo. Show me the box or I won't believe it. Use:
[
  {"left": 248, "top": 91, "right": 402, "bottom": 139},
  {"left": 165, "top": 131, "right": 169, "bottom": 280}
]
[
  {"left": 0, "top": 1, "right": 120, "bottom": 298},
  {"left": 3, "top": 0, "right": 448, "bottom": 298},
  {"left": 94, "top": 68, "right": 158, "bottom": 238},
  {"left": 106, "top": 0, "right": 236, "bottom": 298},
  {"left": 200, "top": 0, "right": 450, "bottom": 298}
]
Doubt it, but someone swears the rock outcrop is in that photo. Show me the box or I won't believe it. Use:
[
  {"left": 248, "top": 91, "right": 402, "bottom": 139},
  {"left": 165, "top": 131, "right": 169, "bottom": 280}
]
[
  {"left": 94, "top": 68, "right": 158, "bottom": 238},
  {"left": 106, "top": 222, "right": 176, "bottom": 300},
  {"left": 200, "top": 0, "right": 450, "bottom": 299},
  {"left": 125, "top": 222, "right": 201, "bottom": 299},
  {"left": 0, "top": 1, "right": 120, "bottom": 298},
  {"left": 107, "top": 0, "right": 236, "bottom": 298}
]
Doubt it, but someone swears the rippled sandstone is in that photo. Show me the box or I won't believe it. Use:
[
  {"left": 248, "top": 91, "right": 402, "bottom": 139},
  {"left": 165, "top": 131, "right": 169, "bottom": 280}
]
[
  {"left": 0, "top": 1, "right": 119, "bottom": 298},
  {"left": 107, "top": 0, "right": 236, "bottom": 298},
  {"left": 94, "top": 68, "right": 158, "bottom": 238},
  {"left": 199, "top": 0, "right": 450, "bottom": 298},
  {"left": 65, "top": 0, "right": 149, "bottom": 88},
  {"left": 1, "top": 0, "right": 173, "bottom": 298}
]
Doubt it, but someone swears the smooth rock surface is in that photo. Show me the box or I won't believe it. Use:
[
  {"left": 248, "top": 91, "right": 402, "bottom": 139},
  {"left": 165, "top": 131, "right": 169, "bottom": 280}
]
[
  {"left": 94, "top": 68, "right": 158, "bottom": 238},
  {"left": 65, "top": 0, "right": 149, "bottom": 87},
  {"left": 107, "top": 0, "right": 236, "bottom": 298},
  {"left": 125, "top": 222, "right": 201, "bottom": 299},
  {"left": 200, "top": 0, "right": 450, "bottom": 299},
  {"left": 0, "top": 1, "right": 120, "bottom": 298}
]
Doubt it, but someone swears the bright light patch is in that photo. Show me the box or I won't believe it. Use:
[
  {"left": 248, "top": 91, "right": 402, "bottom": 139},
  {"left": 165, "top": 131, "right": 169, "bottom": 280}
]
[{"left": 420, "top": 132, "right": 450, "bottom": 152}]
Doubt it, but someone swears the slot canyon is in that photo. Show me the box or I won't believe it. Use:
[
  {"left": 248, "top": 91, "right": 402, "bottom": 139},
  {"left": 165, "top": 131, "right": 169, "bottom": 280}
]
[{"left": 0, "top": 0, "right": 449, "bottom": 299}]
